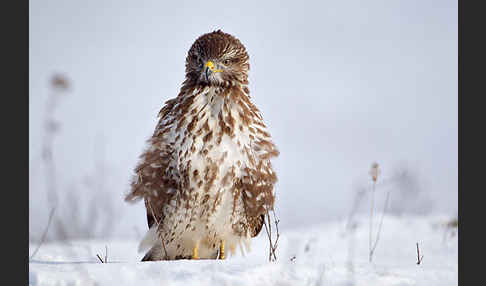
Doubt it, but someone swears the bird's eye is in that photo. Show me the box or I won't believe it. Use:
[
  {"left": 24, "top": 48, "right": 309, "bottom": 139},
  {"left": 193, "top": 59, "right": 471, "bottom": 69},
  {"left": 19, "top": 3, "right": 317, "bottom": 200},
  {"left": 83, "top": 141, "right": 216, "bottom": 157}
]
[{"left": 223, "top": 59, "right": 231, "bottom": 65}]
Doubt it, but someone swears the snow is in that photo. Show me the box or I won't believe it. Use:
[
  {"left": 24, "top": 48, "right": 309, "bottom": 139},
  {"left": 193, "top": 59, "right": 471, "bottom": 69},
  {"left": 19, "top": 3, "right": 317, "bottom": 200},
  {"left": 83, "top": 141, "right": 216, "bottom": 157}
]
[{"left": 29, "top": 214, "right": 457, "bottom": 285}]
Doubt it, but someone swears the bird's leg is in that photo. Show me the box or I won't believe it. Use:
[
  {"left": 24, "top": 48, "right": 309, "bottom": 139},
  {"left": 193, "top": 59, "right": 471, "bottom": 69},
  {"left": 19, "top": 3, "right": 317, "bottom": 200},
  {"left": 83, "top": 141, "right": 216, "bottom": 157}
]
[
  {"left": 192, "top": 241, "right": 199, "bottom": 260},
  {"left": 219, "top": 240, "right": 226, "bottom": 260}
]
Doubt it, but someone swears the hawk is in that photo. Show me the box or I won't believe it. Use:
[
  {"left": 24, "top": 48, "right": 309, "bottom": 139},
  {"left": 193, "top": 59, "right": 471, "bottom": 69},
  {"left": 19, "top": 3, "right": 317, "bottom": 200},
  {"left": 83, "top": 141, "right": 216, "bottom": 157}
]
[{"left": 125, "top": 30, "right": 279, "bottom": 261}]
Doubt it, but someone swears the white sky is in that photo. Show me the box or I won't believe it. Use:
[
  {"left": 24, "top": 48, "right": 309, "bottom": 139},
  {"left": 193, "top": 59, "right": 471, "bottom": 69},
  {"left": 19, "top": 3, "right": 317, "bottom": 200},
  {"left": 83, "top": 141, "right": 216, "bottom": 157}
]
[{"left": 29, "top": 0, "right": 457, "bottom": 237}]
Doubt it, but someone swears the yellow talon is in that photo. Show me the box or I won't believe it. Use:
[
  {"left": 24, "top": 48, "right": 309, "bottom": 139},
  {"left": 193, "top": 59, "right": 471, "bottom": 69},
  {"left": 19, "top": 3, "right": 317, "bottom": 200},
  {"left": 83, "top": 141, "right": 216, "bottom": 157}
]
[
  {"left": 192, "top": 245, "right": 199, "bottom": 259},
  {"left": 219, "top": 241, "right": 225, "bottom": 260}
]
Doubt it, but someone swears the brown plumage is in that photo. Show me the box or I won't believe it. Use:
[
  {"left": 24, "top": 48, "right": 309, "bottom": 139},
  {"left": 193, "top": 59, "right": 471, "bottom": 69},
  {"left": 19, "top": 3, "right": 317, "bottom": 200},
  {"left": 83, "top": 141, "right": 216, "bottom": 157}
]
[{"left": 125, "top": 30, "right": 279, "bottom": 261}]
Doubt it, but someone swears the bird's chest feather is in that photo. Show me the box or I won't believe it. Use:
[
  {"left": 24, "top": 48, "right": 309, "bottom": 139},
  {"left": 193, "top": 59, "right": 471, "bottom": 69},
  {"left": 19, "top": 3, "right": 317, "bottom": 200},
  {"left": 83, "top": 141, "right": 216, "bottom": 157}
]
[{"left": 170, "top": 87, "right": 256, "bottom": 196}]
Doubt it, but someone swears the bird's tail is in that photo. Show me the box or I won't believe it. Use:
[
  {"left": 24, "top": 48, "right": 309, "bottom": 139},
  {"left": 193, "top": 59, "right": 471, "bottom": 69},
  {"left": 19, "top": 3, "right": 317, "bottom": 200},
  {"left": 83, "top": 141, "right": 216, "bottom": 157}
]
[{"left": 138, "top": 224, "right": 159, "bottom": 254}]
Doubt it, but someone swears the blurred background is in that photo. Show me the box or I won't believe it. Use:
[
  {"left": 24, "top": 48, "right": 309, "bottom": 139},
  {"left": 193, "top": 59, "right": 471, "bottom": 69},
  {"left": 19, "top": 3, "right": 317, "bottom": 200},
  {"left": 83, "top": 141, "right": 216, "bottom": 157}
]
[{"left": 29, "top": 0, "right": 457, "bottom": 242}]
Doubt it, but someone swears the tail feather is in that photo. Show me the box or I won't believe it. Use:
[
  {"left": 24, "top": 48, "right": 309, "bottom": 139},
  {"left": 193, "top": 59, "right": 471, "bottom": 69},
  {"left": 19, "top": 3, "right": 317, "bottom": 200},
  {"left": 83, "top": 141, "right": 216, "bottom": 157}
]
[
  {"left": 138, "top": 224, "right": 159, "bottom": 254},
  {"left": 141, "top": 249, "right": 154, "bottom": 261}
]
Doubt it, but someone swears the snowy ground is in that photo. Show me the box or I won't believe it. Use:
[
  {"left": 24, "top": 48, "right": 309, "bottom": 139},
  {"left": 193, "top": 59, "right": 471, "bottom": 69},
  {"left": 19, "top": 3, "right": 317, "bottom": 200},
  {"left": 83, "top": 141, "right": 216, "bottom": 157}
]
[{"left": 29, "top": 214, "right": 457, "bottom": 286}]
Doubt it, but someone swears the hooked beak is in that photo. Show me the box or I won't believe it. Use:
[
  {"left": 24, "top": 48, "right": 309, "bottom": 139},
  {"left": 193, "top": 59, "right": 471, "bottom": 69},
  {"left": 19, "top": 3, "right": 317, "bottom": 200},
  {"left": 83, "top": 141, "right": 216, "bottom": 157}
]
[
  {"left": 203, "top": 61, "right": 222, "bottom": 81},
  {"left": 205, "top": 66, "right": 211, "bottom": 81}
]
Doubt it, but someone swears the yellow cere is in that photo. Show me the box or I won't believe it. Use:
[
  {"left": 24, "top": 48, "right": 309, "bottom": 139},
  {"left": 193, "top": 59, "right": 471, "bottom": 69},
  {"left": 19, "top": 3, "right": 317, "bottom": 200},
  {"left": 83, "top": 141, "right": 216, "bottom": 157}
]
[
  {"left": 205, "top": 61, "right": 215, "bottom": 69},
  {"left": 205, "top": 61, "right": 223, "bottom": 73}
]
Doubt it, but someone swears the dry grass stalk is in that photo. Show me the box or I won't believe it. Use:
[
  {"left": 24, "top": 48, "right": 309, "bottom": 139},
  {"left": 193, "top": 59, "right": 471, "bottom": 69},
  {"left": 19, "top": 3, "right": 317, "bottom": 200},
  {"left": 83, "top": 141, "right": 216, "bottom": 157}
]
[
  {"left": 147, "top": 201, "right": 168, "bottom": 259},
  {"left": 29, "top": 207, "right": 56, "bottom": 260},
  {"left": 96, "top": 245, "right": 108, "bottom": 263},
  {"left": 368, "top": 162, "right": 391, "bottom": 263},
  {"left": 368, "top": 162, "right": 379, "bottom": 262},
  {"left": 96, "top": 254, "right": 105, "bottom": 263},
  {"left": 416, "top": 242, "right": 424, "bottom": 265},
  {"left": 263, "top": 209, "right": 280, "bottom": 262},
  {"left": 38, "top": 74, "right": 69, "bottom": 241},
  {"left": 370, "top": 186, "right": 391, "bottom": 260}
]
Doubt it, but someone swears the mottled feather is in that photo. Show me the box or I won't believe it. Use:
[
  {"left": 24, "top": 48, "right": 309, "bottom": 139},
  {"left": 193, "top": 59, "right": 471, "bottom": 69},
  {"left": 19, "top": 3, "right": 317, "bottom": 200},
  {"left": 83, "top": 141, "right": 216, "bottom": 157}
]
[{"left": 125, "top": 30, "right": 279, "bottom": 260}]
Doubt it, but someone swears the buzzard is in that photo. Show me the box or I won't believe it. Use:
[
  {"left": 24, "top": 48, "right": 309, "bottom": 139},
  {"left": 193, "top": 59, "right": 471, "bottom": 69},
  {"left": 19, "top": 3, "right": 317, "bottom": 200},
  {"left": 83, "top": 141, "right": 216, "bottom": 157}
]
[{"left": 125, "top": 30, "right": 279, "bottom": 261}]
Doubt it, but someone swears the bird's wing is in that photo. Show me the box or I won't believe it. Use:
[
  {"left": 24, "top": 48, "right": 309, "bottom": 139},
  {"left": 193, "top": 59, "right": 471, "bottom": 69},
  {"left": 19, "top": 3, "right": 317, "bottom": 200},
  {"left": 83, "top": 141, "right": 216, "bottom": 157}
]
[
  {"left": 125, "top": 97, "right": 181, "bottom": 228},
  {"left": 237, "top": 96, "right": 279, "bottom": 234}
]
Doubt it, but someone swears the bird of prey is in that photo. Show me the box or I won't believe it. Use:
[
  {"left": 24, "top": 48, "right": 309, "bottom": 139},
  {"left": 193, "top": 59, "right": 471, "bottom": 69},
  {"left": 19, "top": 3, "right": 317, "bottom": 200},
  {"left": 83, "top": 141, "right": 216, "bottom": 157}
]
[{"left": 125, "top": 30, "right": 279, "bottom": 261}]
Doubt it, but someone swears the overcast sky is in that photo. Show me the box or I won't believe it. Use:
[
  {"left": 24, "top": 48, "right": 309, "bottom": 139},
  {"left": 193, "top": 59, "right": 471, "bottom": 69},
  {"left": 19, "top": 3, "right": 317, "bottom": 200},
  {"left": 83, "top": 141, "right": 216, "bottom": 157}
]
[{"left": 29, "top": 0, "right": 457, "bottom": 238}]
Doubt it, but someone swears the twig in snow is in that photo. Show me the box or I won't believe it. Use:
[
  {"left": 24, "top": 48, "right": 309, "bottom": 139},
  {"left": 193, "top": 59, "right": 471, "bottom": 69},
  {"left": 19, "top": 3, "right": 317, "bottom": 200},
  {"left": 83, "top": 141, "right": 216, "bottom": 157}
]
[
  {"left": 368, "top": 162, "right": 391, "bottom": 263},
  {"left": 368, "top": 162, "right": 379, "bottom": 262},
  {"left": 263, "top": 214, "right": 273, "bottom": 261},
  {"left": 370, "top": 185, "right": 391, "bottom": 261},
  {"left": 263, "top": 209, "right": 280, "bottom": 262},
  {"left": 29, "top": 207, "right": 56, "bottom": 260},
  {"left": 37, "top": 74, "right": 69, "bottom": 242},
  {"left": 416, "top": 242, "right": 424, "bottom": 265},
  {"left": 271, "top": 211, "right": 280, "bottom": 256},
  {"left": 96, "top": 245, "right": 108, "bottom": 263}
]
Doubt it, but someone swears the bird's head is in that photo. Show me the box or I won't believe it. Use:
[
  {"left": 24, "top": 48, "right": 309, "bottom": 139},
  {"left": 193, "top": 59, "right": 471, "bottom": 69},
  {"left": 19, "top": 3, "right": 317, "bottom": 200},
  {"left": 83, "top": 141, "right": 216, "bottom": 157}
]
[{"left": 185, "top": 30, "right": 250, "bottom": 87}]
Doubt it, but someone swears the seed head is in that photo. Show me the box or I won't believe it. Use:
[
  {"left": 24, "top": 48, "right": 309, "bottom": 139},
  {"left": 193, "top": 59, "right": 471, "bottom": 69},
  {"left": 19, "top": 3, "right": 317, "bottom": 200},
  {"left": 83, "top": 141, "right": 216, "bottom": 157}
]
[{"left": 369, "top": 162, "right": 380, "bottom": 182}]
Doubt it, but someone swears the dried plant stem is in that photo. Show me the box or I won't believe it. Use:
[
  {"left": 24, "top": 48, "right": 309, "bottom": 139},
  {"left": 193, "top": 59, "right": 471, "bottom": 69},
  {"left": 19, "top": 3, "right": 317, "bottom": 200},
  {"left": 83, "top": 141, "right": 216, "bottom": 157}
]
[
  {"left": 263, "top": 210, "right": 280, "bottom": 262},
  {"left": 147, "top": 201, "right": 168, "bottom": 259},
  {"left": 38, "top": 77, "right": 69, "bottom": 242},
  {"left": 30, "top": 207, "right": 56, "bottom": 260},
  {"left": 263, "top": 214, "right": 273, "bottom": 261},
  {"left": 368, "top": 181, "right": 376, "bottom": 262},
  {"left": 43, "top": 84, "right": 64, "bottom": 210},
  {"left": 271, "top": 210, "right": 280, "bottom": 258},
  {"left": 370, "top": 188, "right": 391, "bottom": 258},
  {"left": 96, "top": 245, "right": 108, "bottom": 263},
  {"left": 96, "top": 254, "right": 105, "bottom": 263},
  {"left": 416, "top": 242, "right": 424, "bottom": 264}
]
